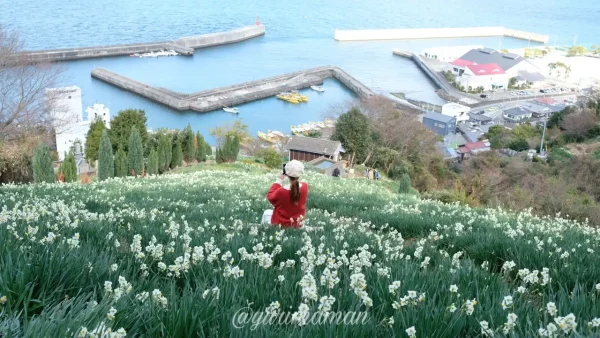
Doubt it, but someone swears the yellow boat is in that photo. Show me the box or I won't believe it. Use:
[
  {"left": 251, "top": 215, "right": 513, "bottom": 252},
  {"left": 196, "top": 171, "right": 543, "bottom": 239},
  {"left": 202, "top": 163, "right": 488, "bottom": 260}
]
[
  {"left": 276, "top": 92, "right": 300, "bottom": 104},
  {"left": 289, "top": 91, "right": 309, "bottom": 102}
]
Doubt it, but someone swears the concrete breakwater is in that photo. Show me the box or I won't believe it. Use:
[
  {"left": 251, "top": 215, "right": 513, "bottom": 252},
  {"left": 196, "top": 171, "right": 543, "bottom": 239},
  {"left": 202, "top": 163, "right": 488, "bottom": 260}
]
[
  {"left": 91, "top": 66, "right": 374, "bottom": 113},
  {"left": 17, "top": 25, "right": 265, "bottom": 62},
  {"left": 335, "top": 27, "right": 549, "bottom": 44}
]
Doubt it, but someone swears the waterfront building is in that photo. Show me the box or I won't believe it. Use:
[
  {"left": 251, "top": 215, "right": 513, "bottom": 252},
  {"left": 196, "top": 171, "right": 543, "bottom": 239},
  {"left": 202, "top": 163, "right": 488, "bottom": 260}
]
[
  {"left": 450, "top": 48, "right": 545, "bottom": 90},
  {"left": 422, "top": 112, "right": 457, "bottom": 136}
]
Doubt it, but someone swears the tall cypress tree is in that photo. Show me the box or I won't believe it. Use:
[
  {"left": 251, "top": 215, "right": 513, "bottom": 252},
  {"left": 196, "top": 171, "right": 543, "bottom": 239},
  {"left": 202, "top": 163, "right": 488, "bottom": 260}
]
[
  {"left": 196, "top": 132, "right": 206, "bottom": 162},
  {"left": 98, "top": 129, "right": 114, "bottom": 181},
  {"left": 127, "top": 127, "right": 144, "bottom": 176},
  {"left": 215, "top": 147, "right": 223, "bottom": 164},
  {"left": 61, "top": 151, "right": 78, "bottom": 182},
  {"left": 115, "top": 146, "right": 128, "bottom": 177},
  {"left": 171, "top": 142, "right": 183, "bottom": 168},
  {"left": 205, "top": 142, "right": 212, "bottom": 156},
  {"left": 84, "top": 117, "right": 106, "bottom": 164},
  {"left": 231, "top": 134, "right": 240, "bottom": 161},
  {"left": 147, "top": 148, "right": 159, "bottom": 175},
  {"left": 183, "top": 124, "right": 195, "bottom": 164},
  {"left": 32, "top": 144, "right": 55, "bottom": 183},
  {"left": 157, "top": 134, "right": 168, "bottom": 172}
]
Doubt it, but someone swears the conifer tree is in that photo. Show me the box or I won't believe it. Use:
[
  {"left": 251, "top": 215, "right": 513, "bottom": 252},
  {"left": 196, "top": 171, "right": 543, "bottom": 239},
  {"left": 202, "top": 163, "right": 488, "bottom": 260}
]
[
  {"left": 205, "top": 142, "right": 212, "bottom": 156},
  {"left": 32, "top": 144, "right": 55, "bottom": 183},
  {"left": 196, "top": 132, "right": 206, "bottom": 162},
  {"left": 183, "top": 124, "right": 195, "bottom": 163},
  {"left": 215, "top": 147, "right": 223, "bottom": 164},
  {"left": 98, "top": 129, "right": 114, "bottom": 181},
  {"left": 231, "top": 134, "right": 240, "bottom": 161},
  {"left": 61, "top": 151, "right": 78, "bottom": 183},
  {"left": 115, "top": 146, "right": 128, "bottom": 177},
  {"left": 85, "top": 117, "right": 106, "bottom": 164},
  {"left": 171, "top": 142, "right": 183, "bottom": 168},
  {"left": 127, "top": 127, "right": 144, "bottom": 176},
  {"left": 157, "top": 134, "right": 171, "bottom": 172},
  {"left": 147, "top": 148, "right": 159, "bottom": 175}
]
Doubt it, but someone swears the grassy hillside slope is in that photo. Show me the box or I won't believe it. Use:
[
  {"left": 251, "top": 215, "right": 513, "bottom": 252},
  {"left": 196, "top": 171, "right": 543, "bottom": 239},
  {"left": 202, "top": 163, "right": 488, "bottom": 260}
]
[{"left": 1, "top": 165, "right": 600, "bottom": 337}]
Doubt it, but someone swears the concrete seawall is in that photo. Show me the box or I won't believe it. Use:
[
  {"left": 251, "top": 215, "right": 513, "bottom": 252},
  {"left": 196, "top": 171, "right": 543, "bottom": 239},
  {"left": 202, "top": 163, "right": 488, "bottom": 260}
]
[
  {"left": 335, "top": 27, "right": 549, "bottom": 43},
  {"left": 91, "top": 66, "right": 373, "bottom": 113},
  {"left": 18, "top": 25, "right": 265, "bottom": 62}
]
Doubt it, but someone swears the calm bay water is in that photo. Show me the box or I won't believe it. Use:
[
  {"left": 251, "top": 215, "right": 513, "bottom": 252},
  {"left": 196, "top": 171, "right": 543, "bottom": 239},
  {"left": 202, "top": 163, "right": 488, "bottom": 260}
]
[{"left": 1, "top": 0, "right": 598, "bottom": 143}]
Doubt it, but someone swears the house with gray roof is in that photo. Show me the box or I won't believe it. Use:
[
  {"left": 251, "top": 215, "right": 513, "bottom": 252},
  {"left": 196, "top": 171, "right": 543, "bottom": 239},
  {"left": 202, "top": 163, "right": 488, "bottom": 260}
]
[
  {"left": 503, "top": 107, "right": 532, "bottom": 122},
  {"left": 285, "top": 136, "right": 344, "bottom": 162},
  {"left": 422, "top": 112, "right": 457, "bottom": 136},
  {"left": 523, "top": 102, "right": 551, "bottom": 117}
]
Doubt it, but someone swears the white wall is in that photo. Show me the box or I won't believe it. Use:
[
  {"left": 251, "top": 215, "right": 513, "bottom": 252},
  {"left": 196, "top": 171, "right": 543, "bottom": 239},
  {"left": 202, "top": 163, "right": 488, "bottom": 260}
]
[
  {"left": 56, "top": 120, "right": 90, "bottom": 161},
  {"left": 46, "top": 86, "right": 82, "bottom": 132},
  {"left": 86, "top": 104, "right": 111, "bottom": 128},
  {"left": 457, "top": 74, "right": 509, "bottom": 91}
]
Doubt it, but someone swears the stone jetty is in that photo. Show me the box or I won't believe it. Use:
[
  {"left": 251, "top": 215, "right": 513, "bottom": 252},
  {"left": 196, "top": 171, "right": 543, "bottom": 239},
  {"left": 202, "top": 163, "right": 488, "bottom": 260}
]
[
  {"left": 16, "top": 25, "right": 265, "bottom": 62},
  {"left": 91, "top": 66, "right": 374, "bottom": 113}
]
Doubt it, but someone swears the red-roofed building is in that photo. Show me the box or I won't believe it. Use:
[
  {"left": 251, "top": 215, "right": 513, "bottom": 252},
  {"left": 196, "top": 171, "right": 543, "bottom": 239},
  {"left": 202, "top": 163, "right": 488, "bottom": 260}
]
[
  {"left": 536, "top": 97, "right": 555, "bottom": 105},
  {"left": 456, "top": 140, "right": 491, "bottom": 161},
  {"left": 451, "top": 58, "right": 477, "bottom": 67},
  {"left": 455, "top": 63, "right": 509, "bottom": 92},
  {"left": 465, "top": 64, "right": 505, "bottom": 76}
]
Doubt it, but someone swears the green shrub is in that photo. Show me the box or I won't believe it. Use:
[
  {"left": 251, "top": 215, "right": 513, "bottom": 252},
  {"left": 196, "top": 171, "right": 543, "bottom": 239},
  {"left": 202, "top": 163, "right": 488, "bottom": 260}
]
[
  {"left": 32, "top": 144, "right": 54, "bottom": 183},
  {"left": 422, "top": 189, "right": 473, "bottom": 205},
  {"left": 398, "top": 174, "right": 412, "bottom": 194},
  {"left": 257, "top": 148, "right": 283, "bottom": 169}
]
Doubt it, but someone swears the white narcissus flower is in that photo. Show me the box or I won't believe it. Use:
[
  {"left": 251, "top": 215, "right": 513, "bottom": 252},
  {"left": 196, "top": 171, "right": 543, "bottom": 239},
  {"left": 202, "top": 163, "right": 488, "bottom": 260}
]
[
  {"left": 449, "top": 285, "right": 458, "bottom": 293},
  {"left": 107, "top": 307, "right": 117, "bottom": 320},
  {"left": 405, "top": 326, "right": 416, "bottom": 338}
]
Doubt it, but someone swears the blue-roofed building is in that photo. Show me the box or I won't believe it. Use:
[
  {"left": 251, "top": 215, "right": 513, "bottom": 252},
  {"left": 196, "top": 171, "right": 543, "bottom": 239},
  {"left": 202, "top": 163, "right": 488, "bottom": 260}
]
[{"left": 423, "top": 112, "right": 457, "bottom": 136}]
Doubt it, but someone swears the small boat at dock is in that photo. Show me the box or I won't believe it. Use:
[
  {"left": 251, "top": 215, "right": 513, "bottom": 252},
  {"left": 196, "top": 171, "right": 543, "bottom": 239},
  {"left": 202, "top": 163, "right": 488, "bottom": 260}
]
[
  {"left": 223, "top": 106, "right": 240, "bottom": 114},
  {"left": 310, "top": 85, "right": 325, "bottom": 92}
]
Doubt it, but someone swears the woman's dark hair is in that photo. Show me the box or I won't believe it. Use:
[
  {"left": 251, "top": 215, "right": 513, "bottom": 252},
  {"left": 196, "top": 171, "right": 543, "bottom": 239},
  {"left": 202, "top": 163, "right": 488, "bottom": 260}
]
[{"left": 289, "top": 176, "right": 300, "bottom": 204}]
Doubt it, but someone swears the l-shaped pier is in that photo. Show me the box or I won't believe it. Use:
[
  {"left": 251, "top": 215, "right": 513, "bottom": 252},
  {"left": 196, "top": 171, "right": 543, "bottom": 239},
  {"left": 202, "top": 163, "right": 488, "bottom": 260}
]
[
  {"left": 17, "top": 25, "right": 265, "bottom": 62},
  {"left": 91, "top": 66, "right": 374, "bottom": 113}
]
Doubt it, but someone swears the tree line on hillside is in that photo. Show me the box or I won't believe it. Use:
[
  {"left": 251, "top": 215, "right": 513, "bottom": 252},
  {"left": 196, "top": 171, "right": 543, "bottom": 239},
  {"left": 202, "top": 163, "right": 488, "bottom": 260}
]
[{"left": 28, "top": 109, "right": 241, "bottom": 183}]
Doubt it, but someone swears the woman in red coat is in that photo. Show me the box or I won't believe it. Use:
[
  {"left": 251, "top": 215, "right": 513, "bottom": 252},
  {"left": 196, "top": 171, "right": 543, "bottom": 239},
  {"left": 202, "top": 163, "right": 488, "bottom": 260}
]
[{"left": 266, "top": 160, "right": 308, "bottom": 228}]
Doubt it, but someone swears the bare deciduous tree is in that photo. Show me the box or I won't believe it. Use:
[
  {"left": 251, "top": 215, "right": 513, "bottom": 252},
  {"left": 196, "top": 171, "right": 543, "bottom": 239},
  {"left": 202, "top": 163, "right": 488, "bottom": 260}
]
[
  {"left": 356, "top": 95, "right": 440, "bottom": 164},
  {"left": 561, "top": 109, "right": 597, "bottom": 139},
  {"left": 0, "top": 26, "right": 64, "bottom": 140}
]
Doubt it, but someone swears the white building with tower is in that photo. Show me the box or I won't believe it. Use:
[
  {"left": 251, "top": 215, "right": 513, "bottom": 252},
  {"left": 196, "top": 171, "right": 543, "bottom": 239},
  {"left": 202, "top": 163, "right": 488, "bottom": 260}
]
[{"left": 46, "top": 86, "right": 111, "bottom": 161}]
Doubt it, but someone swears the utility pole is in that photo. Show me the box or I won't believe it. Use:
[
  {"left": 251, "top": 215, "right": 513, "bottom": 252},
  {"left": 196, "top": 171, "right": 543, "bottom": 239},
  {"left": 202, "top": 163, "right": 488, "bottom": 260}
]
[{"left": 540, "top": 120, "right": 547, "bottom": 155}]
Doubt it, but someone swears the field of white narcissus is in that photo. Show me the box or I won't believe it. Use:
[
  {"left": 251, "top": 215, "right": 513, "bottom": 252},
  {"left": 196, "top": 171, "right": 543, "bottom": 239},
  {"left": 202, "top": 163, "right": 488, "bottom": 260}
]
[{"left": 1, "top": 165, "right": 600, "bottom": 337}]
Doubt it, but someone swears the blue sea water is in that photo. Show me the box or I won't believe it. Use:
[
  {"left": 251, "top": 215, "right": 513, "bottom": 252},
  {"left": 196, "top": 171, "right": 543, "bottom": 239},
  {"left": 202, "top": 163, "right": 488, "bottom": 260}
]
[{"left": 1, "top": 0, "right": 598, "bottom": 143}]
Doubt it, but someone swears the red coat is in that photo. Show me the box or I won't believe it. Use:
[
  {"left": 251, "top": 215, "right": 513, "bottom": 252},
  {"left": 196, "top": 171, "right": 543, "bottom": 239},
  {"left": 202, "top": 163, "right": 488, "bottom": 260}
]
[{"left": 267, "top": 182, "right": 308, "bottom": 228}]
